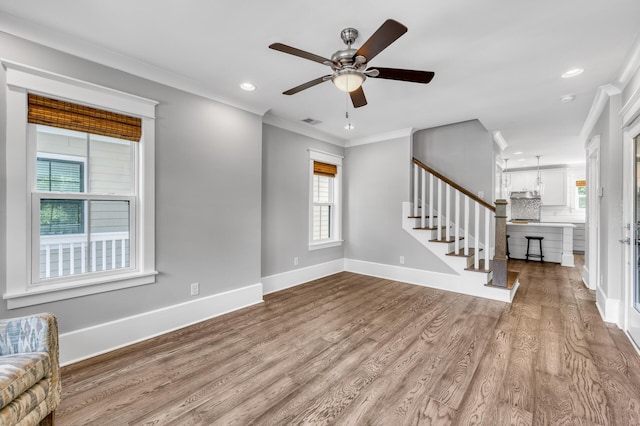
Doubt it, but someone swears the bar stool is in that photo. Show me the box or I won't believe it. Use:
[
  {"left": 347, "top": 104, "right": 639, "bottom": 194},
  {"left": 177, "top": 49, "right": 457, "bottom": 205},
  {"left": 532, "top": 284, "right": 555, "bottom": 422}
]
[
  {"left": 525, "top": 236, "right": 544, "bottom": 262},
  {"left": 506, "top": 234, "right": 510, "bottom": 258}
]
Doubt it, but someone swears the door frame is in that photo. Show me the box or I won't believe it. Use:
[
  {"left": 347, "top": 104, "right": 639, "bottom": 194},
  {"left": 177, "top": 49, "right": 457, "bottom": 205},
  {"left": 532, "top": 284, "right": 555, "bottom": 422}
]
[
  {"left": 585, "top": 136, "right": 600, "bottom": 291},
  {"left": 623, "top": 116, "right": 640, "bottom": 349}
]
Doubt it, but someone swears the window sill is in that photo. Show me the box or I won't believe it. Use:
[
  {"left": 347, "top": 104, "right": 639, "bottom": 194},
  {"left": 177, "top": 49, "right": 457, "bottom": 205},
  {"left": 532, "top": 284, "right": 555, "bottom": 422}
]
[
  {"left": 308, "top": 240, "right": 343, "bottom": 251},
  {"left": 3, "top": 271, "right": 158, "bottom": 309}
]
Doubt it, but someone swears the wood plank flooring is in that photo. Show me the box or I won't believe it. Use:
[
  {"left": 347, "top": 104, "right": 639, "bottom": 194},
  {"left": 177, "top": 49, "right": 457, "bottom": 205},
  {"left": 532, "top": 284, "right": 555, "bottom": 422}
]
[{"left": 58, "top": 256, "right": 640, "bottom": 425}]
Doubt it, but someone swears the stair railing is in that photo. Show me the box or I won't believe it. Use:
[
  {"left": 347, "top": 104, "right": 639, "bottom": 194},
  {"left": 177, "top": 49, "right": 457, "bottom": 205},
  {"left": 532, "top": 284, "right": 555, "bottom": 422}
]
[{"left": 412, "top": 158, "right": 497, "bottom": 271}]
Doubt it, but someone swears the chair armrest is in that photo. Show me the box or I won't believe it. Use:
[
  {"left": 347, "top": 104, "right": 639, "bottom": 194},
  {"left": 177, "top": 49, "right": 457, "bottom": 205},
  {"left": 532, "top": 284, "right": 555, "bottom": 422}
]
[{"left": 0, "top": 313, "right": 59, "bottom": 358}]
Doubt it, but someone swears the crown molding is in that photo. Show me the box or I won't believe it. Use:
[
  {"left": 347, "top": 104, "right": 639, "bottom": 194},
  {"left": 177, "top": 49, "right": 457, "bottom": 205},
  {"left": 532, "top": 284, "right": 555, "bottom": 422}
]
[
  {"left": 493, "top": 131, "right": 508, "bottom": 151},
  {"left": 580, "top": 84, "right": 621, "bottom": 141},
  {"left": 345, "top": 127, "right": 415, "bottom": 148},
  {"left": 617, "top": 33, "right": 640, "bottom": 87},
  {"left": 262, "top": 113, "right": 346, "bottom": 147},
  {"left": 0, "top": 12, "right": 270, "bottom": 117}
]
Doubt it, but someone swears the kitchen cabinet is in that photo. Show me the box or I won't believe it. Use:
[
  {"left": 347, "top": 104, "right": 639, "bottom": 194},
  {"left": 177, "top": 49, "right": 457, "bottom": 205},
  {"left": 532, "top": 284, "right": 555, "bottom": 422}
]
[
  {"left": 540, "top": 169, "right": 567, "bottom": 205},
  {"left": 507, "top": 168, "right": 567, "bottom": 206}
]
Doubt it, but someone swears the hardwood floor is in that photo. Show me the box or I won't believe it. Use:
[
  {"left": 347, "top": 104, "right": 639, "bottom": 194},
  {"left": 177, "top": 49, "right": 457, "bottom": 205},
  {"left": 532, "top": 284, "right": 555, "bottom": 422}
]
[{"left": 58, "top": 256, "right": 640, "bottom": 425}]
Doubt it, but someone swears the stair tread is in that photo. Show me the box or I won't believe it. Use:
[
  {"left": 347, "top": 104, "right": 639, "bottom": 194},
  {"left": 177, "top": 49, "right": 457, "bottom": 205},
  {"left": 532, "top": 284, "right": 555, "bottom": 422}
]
[
  {"left": 429, "top": 237, "right": 464, "bottom": 243},
  {"left": 465, "top": 259, "right": 492, "bottom": 273},
  {"left": 446, "top": 248, "right": 482, "bottom": 257},
  {"left": 486, "top": 270, "right": 519, "bottom": 290},
  {"left": 408, "top": 216, "right": 437, "bottom": 219}
]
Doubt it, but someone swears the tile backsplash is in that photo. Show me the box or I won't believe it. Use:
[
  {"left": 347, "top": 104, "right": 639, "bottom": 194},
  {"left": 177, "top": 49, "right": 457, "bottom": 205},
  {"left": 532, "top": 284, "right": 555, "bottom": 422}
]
[{"left": 510, "top": 198, "right": 541, "bottom": 221}]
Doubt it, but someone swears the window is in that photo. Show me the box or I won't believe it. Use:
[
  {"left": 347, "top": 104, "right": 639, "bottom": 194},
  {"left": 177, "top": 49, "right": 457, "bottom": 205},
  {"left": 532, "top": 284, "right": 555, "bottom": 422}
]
[
  {"left": 308, "top": 150, "right": 342, "bottom": 250},
  {"left": 33, "top": 125, "right": 134, "bottom": 281},
  {"left": 575, "top": 179, "right": 586, "bottom": 209},
  {"left": 3, "top": 60, "right": 158, "bottom": 309}
]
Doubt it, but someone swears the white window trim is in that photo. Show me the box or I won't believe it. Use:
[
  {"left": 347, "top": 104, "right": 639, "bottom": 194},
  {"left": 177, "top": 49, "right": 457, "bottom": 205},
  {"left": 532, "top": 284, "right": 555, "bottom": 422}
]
[
  {"left": 308, "top": 149, "right": 343, "bottom": 250},
  {"left": 2, "top": 59, "right": 158, "bottom": 309}
]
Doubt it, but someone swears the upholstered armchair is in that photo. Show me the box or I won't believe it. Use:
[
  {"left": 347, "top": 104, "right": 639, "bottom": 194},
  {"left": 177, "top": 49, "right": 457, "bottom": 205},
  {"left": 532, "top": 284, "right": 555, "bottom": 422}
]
[{"left": 0, "top": 313, "right": 61, "bottom": 426}]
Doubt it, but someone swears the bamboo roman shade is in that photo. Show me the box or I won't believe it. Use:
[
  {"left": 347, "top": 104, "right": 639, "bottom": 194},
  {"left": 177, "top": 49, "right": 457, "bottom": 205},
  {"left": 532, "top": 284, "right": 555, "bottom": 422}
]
[
  {"left": 28, "top": 94, "right": 142, "bottom": 142},
  {"left": 313, "top": 161, "right": 337, "bottom": 178}
]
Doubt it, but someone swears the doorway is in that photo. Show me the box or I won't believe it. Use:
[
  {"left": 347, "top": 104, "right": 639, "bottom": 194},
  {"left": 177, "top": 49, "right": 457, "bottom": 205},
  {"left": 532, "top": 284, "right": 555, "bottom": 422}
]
[{"left": 586, "top": 136, "right": 600, "bottom": 291}]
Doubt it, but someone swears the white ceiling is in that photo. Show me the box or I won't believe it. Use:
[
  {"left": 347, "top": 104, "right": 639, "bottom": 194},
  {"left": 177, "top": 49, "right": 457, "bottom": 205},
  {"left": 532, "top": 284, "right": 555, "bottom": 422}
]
[{"left": 1, "top": 0, "right": 639, "bottom": 167}]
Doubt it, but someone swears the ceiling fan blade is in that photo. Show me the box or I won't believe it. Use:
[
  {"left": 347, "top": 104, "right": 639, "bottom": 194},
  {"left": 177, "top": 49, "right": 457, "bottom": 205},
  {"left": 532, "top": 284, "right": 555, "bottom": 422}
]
[
  {"left": 350, "top": 86, "right": 367, "bottom": 108},
  {"left": 354, "top": 19, "right": 407, "bottom": 62},
  {"left": 269, "top": 43, "right": 332, "bottom": 65},
  {"left": 367, "top": 67, "right": 435, "bottom": 84},
  {"left": 283, "top": 75, "right": 332, "bottom": 95}
]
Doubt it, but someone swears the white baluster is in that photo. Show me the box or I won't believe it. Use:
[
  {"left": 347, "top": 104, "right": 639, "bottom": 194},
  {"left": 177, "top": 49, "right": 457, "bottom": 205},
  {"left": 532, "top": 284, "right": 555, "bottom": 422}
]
[
  {"left": 81, "top": 242, "right": 86, "bottom": 273},
  {"left": 69, "top": 242, "right": 75, "bottom": 275},
  {"left": 474, "top": 202, "right": 480, "bottom": 269},
  {"left": 102, "top": 240, "right": 107, "bottom": 271},
  {"left": 58, "top": 243, "right": 63, "bottom": 277},
  {"left": 45, "top": 244, "right": 51, "bottom": 278},
  {"left": 445, "top": 185, "right": 451, "bottom": 241},
  {"left": 437, "top": 179, "right": 442, "bottom": 240},
  {"left": 413, "top": 164, "right": 419, "bottom": 217},
  {"left": 121, "top": 239, "right": 126, "bottom": 268},
  {"left": 112, "top": 239, "right": 116, "bottom": 270},
  {"left": 464, "top": 197, "right": 469, "bottom": 256},
  {"left": 429, "top": 173, "right": 434, "bottom": 229},
  {"left": 91, "top": 241, "right": 96, "bottom": 272},
  {"left": 454, "top": 191, "right": 460, "bottom": 254},
  {"left": 484, "top": 209, "right": 491, "bottom": 271},
  {"left": 421, "top": 169, "right": 426, "bottom": 229}
]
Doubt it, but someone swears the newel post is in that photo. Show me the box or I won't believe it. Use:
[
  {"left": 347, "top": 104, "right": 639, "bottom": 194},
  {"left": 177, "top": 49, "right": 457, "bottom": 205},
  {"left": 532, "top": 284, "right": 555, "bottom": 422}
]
[{"left": 492, "top": 199, "right": 508, "bottom": 287}]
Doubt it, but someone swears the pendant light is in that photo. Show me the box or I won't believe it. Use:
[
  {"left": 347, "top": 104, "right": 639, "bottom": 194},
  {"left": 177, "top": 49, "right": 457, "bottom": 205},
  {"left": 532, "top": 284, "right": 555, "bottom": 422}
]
[
  {"left": 503, "top": 158, "right": 511, "bottom": 197},
  {"left": 535, "top": 155, "right": 544, "bottom": 196}
]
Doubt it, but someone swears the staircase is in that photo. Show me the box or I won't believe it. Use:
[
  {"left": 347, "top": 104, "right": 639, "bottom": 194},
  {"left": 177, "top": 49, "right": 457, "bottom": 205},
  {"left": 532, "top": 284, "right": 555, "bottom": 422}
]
[{"left": 403, "top": 158, "right": 519, "bottom": 303}]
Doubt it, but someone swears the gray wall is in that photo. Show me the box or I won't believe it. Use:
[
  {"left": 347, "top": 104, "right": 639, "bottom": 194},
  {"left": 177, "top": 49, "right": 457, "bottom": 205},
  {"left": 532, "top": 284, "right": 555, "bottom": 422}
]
[
  {"left": 0, "top": 32, "right": 263, "bottom": 332},
  {"left": 413, "top": 119, "right": 495, "bottom": 203},
  {"left": 588, "top": 95, "right": 624, "bottom": 307},
  {"left": 261, "top": 124, "right": 344, "bottom": 277},
  {"left": 344, "top": 137, "right": 454, "bottom": 273}
]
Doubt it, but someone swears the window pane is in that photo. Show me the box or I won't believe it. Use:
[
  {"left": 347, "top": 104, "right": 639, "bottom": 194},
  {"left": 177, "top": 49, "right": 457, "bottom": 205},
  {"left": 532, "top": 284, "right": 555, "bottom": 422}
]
[
  {"left": 37, "top": 158, "right": 83, "bottom": 192},
  {"left": 39, "top": 199, "right": 87, "bottom": 279},
  {"left": 89, "top": 135, "right": 132, "bottom": 194},
  {"left": 36, "top": 125, "right": 87, "bottom": 165},
  {"left": 89, "top": 201, "right": 130, "bottom": 272},
  {"left": 313, "top": 175, "right": 332, "bottom": 203},
  {"left": 313, "top": 205, "right": 331, "bottom": 240},
  {"left": 40, "top": 199, "right": 84, "bottom": 235},
  {"left": 578, "top": 197, "right": 586, "bottom": 209}
]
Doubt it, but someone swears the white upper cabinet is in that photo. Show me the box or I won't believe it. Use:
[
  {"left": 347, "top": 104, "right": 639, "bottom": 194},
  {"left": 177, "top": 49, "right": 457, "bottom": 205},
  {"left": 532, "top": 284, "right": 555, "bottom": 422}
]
[
  {"left": 507, "top": 168, "right": 567, "bottom": 205},
  {"left": 540, "top": 169, "right": 567, "bottom": 205}
]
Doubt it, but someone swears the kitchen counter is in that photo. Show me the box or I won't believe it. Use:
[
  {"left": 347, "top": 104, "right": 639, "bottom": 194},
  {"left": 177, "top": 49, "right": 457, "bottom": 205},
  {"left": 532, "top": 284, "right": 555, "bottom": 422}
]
[{"left": 507, "top": 222, "right": 575, "bottom": 266}]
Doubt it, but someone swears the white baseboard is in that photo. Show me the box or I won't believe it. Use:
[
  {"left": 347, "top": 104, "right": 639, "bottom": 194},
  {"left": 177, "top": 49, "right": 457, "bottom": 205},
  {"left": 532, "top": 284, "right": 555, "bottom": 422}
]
[
  {"left": 262, "top": 259, "right": 345, "bottom": 295},
  {"left": 59, "top": 282, "right": 263, "bottom": 366},
  {"left": 595, "top": 285, "right": 620, "bottom": 324},
  {"left": 344, "top": 258, "right": 516, "bottom": 303}
]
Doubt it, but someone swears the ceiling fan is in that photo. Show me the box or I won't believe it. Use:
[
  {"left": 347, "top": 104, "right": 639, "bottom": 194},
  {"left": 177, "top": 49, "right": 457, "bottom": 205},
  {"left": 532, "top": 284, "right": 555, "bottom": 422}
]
[{"left": 269, "top": 19, "right": 435, "bottom": 108}]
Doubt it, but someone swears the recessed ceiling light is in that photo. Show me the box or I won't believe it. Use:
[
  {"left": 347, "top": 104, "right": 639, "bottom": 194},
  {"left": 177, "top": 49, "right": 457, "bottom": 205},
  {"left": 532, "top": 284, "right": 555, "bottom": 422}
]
[
  {"left": 560, "top": 94, "right": 576, "bottom": 103},
  {"left": 240, "top": 82, "right": 256, "bottom": 91},
  {"left": 514, "top": 151, "right": 523, "bottom": 155},
  {"left": 344, "top": 123, "right": 355, "bottom": 130},
  {"left": 561, "top": 68, "right": 584, "bottom": 78}
]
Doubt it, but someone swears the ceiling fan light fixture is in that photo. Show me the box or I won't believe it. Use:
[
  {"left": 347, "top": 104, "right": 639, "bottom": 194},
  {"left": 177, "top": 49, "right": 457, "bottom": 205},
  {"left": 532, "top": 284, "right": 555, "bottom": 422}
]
[{"left": 332, "top": 70, "right": 364, "bottom": 92}]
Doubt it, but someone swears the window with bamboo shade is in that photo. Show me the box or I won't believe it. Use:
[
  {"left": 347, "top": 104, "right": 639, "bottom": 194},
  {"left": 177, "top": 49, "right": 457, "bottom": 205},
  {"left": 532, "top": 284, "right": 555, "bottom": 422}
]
[
  {"left": 28, "top": 93, "right": 142, "bottom": 142},
  {"left": 313, "top": 161, "right": 337, "bottom": 178}
]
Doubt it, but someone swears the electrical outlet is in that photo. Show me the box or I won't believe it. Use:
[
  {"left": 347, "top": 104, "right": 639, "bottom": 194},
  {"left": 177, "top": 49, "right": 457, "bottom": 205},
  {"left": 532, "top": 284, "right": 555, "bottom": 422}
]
[
  {"left": 400, "top": 256, "right": 405, "bottom": 265},
  {"left": 294, "top": 256, "right": 299, "bottom": 266},
  {"left": 190, "top": 282, "right": 199, "bottom": 296}
]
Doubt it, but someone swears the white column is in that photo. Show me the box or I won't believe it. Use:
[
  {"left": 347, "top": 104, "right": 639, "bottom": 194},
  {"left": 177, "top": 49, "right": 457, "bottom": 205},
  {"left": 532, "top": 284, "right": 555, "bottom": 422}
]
[
  {"left": 437, "top": 179, "right": 442, "bottom": 239},
  {"left": 454, "top": 191, "right": 460, "bottom": 254},
  {"left": 474, "top": 202, "right": 480, "bottom": 269},
  {"left": 484, "top": 210, "right": 490, "bottom": 270},
  {"left": 413, "top": 164, "right": 419, "bottom": 217},
  {"left": 429, "top": 174, "right": 434, "bottom": 228},
  {"left": 445, "top": 185, "right": 451, "bottom": 241},
  {"left": 421, "top": 169, "right": 426, "bottom": 228},
  {"left": 464, "top": 196, "right": 470, "bottom": 255}
]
